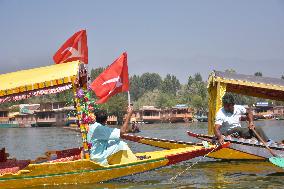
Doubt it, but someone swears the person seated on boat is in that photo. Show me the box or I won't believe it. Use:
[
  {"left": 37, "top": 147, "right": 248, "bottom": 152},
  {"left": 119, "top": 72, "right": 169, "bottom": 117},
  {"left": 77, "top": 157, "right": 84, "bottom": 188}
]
[
  {"left": 0, "top": 148, "right": 8, "bottom": 162},
  {"left": 131, "top": 121, "right": 140, "bottom": 133},
  {"left": 87, "top": 106, "right": 137, "bottom": 166},
  {"left": 214, "top": 93, "right": 271, "bottom": 145}
]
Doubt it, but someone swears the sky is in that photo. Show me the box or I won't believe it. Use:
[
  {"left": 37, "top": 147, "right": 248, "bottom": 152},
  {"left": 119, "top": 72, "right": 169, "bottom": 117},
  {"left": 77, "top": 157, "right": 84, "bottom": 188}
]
[{"left": 0, "top": 0, "right": 283, "bottom": 83}]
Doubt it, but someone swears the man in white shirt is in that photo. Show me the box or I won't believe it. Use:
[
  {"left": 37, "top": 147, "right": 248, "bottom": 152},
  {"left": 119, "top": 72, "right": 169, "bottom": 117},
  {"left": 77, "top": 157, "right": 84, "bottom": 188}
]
[{"left": 214, "top": 93, "right": 270, "bottom": 145}]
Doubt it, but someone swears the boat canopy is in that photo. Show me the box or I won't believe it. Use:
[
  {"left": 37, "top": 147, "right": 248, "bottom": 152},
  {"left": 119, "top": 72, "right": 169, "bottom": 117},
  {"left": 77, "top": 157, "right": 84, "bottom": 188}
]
[
  {"left": 0, "top": 60, "right": 91, "bottom": 159},
  {"left": 0, "top": 61, "right": 80, "bottom": 103},
  {"left": 207, "top": 70, "right": 284, "bottom": 134}
]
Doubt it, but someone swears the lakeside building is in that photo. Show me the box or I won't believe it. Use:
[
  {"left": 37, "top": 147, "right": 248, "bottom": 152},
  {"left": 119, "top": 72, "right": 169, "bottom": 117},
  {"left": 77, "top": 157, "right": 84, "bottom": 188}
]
[
  {"left": 136, "top": 106, "right": 162, "bottom": 124},
  {"left": 107, "top": 115, "right": 118, "bottom": 125},
  {"left": 33, "top": 102, "right": 74, "bottom": 127},
  {"left": 253, "top": 102, "right": 274, "bottom": 119},
  {"left": 127, "top": 105, "right": 194, "bottom": 124},
  {"left": 162, "top": 104, "right": 193, "bottom": 123},
  {"left": 13, "top": 104, "right": 40, "bottom": 127},
  {"left": 195, "top": 114, "right": 208, "bottom": 122},
  {"left": 273, "top": 106, "right": 284, "bottom": 119},
  {"left": 14, "top": 113, "right": 35, "bottom": 128},
  {"left": 0, "top": 108, "right": 18, "bottom": 128},
  {"left": 0, "top": 109, "right": 9, "bottom": 123}
]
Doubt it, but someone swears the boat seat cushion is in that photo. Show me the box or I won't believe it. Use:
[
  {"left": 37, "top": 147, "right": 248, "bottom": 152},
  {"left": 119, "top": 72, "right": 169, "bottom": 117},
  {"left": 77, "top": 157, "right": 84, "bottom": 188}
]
[
  {"left": 0, "top": 159, "right": 30, "bottom": 175},
  {"left": 48, "top": 155, "right": 81, "bottom": 163},
  {"left": 107, "top": 149, "right": 137, "bottom": 165}
]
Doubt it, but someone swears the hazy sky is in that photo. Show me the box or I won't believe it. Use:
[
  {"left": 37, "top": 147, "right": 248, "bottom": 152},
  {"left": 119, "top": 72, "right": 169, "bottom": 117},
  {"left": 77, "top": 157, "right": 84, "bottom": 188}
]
[{"left": 0, "top": 0, "right": 283, "bottom": 83}]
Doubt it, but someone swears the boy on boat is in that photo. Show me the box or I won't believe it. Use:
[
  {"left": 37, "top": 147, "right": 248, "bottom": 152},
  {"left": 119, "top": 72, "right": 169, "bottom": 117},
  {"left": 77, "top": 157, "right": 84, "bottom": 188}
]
[
  {"left": 131, "top": 121, "right": 140, "bottom": 133},
  {"left": 214, "top": 93, "right": 272, "bottom": 145},
  {"left": 87, "top": 106, "right": 137, "bottom": 166}
]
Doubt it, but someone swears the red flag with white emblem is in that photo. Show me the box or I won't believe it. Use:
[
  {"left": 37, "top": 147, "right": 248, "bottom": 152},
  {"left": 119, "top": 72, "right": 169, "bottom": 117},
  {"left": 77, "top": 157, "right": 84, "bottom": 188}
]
[
  {"left": 53, "top": 30, "right": 88, "bottom": 64},
  {"left": 90, "top": 52, "right": 129, "bottom": 104}
]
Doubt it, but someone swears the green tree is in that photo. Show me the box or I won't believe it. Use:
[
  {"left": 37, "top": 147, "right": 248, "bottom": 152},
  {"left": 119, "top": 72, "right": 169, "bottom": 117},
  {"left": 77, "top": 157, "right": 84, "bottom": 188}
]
[
  {"left": 184, "top": 73, "right": 209, "bottom": 112},
  {"left": 90, "top": 67, "right": 104, "bottom": 81},
  {"left": 140, "top": 72, "right": 162, "bottom": 92},
  {"left": 101, "top": 93, "right": 128, "bottom": 125},
  {"left": 130, "top": 75, "right": 145, "bottom": 101},
  {"left": 160, "top": 74, "right": 181, "bottom": 95},
  {"left": 254, "top": 72, "right": 263, "bottom": 77},
  {"left": 56, "top": 90, "right": 74, "bottom": 104},
  {"left": 176, "top": 85, "right": 191, "bottom": 104},
  {"left": 187, "top": 76, "right": 195, "bottom": 89},
  {"left": 134, "top": 89, "right": 160, "bottom": 109},
  {"left": 190, "top": 94, "right": 207, "bottom": 113},
  {"left": 225, "top": 69, "right": 236, "bottom": 74},
  {"left": 156, "top": 92, "right": 177, "bottom": 109},
  {"left": 186, "top": 73, "right": 207, "bottom": 99},
  {"left": 194, "top": 73, "right": 202, "bottom": 82}
]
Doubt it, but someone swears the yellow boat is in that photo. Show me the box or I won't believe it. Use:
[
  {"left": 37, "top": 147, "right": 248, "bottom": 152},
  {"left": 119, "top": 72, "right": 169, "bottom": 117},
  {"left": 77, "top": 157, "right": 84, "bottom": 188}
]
[
  {"left": 124, "top": 71, "right": 284, "bottom": 160},
  {"left": 0, "top": 62, "right": 228, "bottom": 188},
  {"left": 122, "top": 133, "right": 269, "bottom": 160},
  {"left": 194, "top": 70, "right": 284, "bottom": 160},
  {"left": 0, "top": 144, "right": 228, "bottom": 188}
]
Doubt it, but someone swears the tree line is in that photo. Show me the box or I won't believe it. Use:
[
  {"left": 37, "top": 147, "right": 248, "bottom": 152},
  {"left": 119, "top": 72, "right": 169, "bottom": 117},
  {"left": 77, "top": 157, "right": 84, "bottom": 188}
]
[
  {"left": 90, "top": 68, "right": 208, "bottom": 116},
  {"left": 1, "top": 69, "right": 284, "bottom": 120}
]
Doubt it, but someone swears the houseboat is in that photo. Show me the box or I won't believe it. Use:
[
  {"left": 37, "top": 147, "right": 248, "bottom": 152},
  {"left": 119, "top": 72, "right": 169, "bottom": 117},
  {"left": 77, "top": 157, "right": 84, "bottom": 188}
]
[
  {"left": 13, "top": 104, "right": 40, "bottom": 127},
  {"left": 195, "top": 115, "right": 208, "bottom": 122},
  {"left": 273, "top": 106, "right": 284, "bottom": 120},
  {"left": 33, "top": 102, "right": 74, "bottom": 127},
  {"left": 0, "top": 109, "right": 18, "bottom": 128},
  {"left": 107, "top": 115, "right": 118, "bottom": 125},
  {"left": 162, "top": 104, "right": 193, "bottom": 123},
  {"left": 138, "top": 106, "right": 162, "bottom": 124},
  {"left": 254, "top": 102, "right": 274, "bottom": 119}
]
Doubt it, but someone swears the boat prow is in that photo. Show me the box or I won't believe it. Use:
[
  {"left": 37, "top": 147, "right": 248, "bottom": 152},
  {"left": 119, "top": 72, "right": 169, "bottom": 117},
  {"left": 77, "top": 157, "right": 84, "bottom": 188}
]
[{"left": 187, "top": 131, "right": 284, "bottom": 160}]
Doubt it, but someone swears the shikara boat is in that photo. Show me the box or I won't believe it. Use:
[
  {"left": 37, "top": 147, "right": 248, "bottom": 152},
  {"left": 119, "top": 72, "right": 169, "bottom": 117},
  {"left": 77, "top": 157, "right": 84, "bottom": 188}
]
[
  {"left": 0, "top": 61, "right": 227, "bottom": 188},
  {"left": 122, "top": 133, "right": 257, "bottom": 160},
  {"left": 187, "top": 131, "right": 284, "bottom": 160},
  {"left": 124, "top": 71, "right": 284, "bottom": 161},
  {"left": 188, "top": 70, "right": 284, "bottom": 160},
  {"left": 0, "top": 144, "right": 227, "bottom": 188},
  {"left": 123, "top": 131, "right": 284, "bottom": 161}
]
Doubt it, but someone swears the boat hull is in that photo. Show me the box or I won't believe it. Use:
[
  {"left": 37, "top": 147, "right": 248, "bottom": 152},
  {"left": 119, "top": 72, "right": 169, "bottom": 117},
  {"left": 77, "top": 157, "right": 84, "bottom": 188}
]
[
  {"left": 122, "top": 133, "right": 283, "bottom": 160},
  {"left": 0, "top": 145, "right": 224, "bottom": 188},
  {"left": 0, "top": 123, "right": 19, "bottom": 128},
  {"left": 187, "top": 131, "right": 284, "bottom": 160},
  {"left": 0, "top": 159, "right": 168, "bottom": 188}
]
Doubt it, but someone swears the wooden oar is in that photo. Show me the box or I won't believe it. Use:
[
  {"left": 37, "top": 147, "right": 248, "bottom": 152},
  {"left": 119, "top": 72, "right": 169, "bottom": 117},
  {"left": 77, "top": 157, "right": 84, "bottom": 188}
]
[{"left": 251, "top": 128, "right": 284, "bottom": 168}]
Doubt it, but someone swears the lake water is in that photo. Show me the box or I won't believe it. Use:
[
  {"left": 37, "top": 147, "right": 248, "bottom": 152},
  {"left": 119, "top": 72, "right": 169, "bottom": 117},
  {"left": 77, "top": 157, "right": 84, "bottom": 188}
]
[{"left": 1, "top": 120, "right": 284, "bottom": 189}]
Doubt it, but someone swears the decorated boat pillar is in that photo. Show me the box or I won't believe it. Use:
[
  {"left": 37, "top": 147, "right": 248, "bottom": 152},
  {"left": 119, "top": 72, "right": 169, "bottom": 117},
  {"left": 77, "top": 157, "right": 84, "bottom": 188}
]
[
  {"left": 72, "top": 63, "right": 91, "bottom": 159},
  {"left": 207, "top": 72, "right": 227, "bottom": 135}
]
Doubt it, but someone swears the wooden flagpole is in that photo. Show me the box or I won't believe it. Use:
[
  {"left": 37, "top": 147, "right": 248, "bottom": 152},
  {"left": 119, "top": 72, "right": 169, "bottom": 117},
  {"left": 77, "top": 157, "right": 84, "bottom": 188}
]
[{"left": 127, "top": 91, "right": 131, "bottom": 107}]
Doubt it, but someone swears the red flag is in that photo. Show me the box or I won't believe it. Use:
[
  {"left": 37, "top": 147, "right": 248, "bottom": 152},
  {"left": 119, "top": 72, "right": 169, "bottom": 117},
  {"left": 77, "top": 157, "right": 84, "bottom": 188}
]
[
  {"left": 90, "top": 52, "right": 129, "bottom": 104},
  {"left": 53, "top": 30, "right": 88, "bottom": 64}
]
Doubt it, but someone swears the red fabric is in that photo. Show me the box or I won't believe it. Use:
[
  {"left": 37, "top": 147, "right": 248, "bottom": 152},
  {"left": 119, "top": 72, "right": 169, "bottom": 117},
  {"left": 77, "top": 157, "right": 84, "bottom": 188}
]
[
  {"left": 90, "top": 52, "right": 129, "bottom": 104},
  {"left": 53, "top": 30, "right": 88, "bottom": 64},
  {"left": 48, "top": 155, "right": 81, "bottom": 163},
  {"left": 0, "top": 159, "right": 30, "bottom": 175},
  {"left": 55, "top": 147, "right": 82, "bottom": 159}
]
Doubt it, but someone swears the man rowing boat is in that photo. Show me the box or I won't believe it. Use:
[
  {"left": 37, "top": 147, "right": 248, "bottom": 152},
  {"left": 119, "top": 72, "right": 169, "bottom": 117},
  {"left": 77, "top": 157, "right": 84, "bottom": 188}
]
[{"left": 214, "top": 93, "right": 272, "bottom": 145}]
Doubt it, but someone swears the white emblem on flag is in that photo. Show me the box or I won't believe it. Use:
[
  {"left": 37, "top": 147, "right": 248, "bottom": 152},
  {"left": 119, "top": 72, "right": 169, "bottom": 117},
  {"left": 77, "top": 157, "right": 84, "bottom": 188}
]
[
  {"left": 61, "top": 39, "right": 82, "bottom": 61},
  {"left": 102, "top": 76, "right": 122, "bottom": 94}
]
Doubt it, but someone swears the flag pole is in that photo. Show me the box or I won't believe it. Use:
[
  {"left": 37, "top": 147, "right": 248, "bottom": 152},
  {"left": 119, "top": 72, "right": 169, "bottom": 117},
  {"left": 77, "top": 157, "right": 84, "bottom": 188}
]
[{"left": 127, "top": 91, "right": 131, "bottom": 107}]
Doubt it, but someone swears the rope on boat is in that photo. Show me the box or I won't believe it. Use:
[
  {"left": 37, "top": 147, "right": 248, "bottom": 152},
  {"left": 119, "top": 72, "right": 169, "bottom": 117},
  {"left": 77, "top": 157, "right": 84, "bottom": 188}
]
[{"left": 169, "top": 143, "right": 220, "bottom": 183}]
